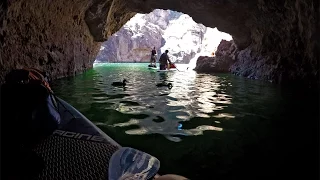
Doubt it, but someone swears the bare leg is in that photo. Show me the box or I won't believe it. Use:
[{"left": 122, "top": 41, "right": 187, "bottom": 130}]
[{"left": 155, "top": 174, "right": 189, "bottom": 180}]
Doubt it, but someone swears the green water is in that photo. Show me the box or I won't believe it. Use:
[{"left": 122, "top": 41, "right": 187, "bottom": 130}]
[{"left": 51, "top": 63, "right": 318, "bottom": 179}]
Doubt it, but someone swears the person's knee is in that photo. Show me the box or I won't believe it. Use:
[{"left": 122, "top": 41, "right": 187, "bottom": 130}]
[{"left": 155, "top": 174, "right": 188, "bottom": 180}]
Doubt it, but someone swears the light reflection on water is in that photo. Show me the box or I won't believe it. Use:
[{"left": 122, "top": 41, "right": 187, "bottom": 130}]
[
  {"left": 114, "top": 67, "right": 231, "bottom": 142},
  {"left": 111, "top": 69, "right": 232, "bottom": 142},
  {"left": 51, "top": 63, "right": 318, "bottom": 179},
  {"left": 53, "top": 63, "right": 232, "bottom": 142}
]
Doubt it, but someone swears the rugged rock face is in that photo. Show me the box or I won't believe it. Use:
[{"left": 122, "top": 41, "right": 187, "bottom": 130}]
[
  {"left": 95, "top": 10, "right": 174, "bottom": 63},
  {"left": 159, "top": 12, "right": 207, "bottom": 64},
  {"left": 229, "top": 0, "right": 319, "bottom": 84},
  {"left": 94, "top": 22, "right": 164, "bottom": 63},
  {"left": 194, "top": 40, "right": 237, "bottom": 73},
  {"left": 0, "top": 0, "right": 318, "bottom": 85},
  {"left": 0, "top": 0, "right": 101, "bottom": 82},
  {"left": 95, "top": 9, "right": 210, "bottom": 64}
]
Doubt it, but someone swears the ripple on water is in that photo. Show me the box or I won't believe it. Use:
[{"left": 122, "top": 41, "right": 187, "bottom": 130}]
[
  {"left": 52, "top": 63, "right": 237, "bottom": 142},
  {"left": 119, "top": 100, "right": 140, "bottom": 106},
  {"left": 49, "top": 63, "right": 310, "bottom": 180},
  {"left": 92, "top": 92, "right": 108, "bottom": 97},
  {"left": 152, "top": 116, "right": 165, "bottom": 123}
]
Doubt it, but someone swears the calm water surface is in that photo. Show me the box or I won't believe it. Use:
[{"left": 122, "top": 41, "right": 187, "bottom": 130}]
[{"left": 51, "top": 63, "right": 318, "bottom": 179}]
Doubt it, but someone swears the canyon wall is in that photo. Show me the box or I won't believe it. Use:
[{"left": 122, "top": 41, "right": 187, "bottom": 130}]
[
  {"left": 0, "top": 0, "right": 102, "bottom": 82},
  {"left": 194, "top": 40, "right": 237, "bottom": 73},
  {"left": 231, "top": 0, "right": 319, "bottom": 84},
  {"left": 0, "top": 0, "right": 318, "bottom": 85},
  {"left": 95, "top": 10, "right": 175, "bottom": 63},
  {"left": 95, "top": 9, "right": 211, "bottom": 64}
]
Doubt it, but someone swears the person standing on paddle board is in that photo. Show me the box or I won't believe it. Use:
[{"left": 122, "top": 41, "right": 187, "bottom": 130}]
[
  {"left": 150, "top": 47, "right": 157, "bottom": 67},
  {"left": 159, "top": 50, "right": 172, "bottom": 70}
]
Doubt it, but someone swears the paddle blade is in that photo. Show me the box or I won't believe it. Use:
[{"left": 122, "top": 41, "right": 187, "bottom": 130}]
[
  {"left": 169, "top": 64, "right": 176, "bottom": 69},
  {"left": 109, "top": 147, "right": 160, "bottom": 180}
]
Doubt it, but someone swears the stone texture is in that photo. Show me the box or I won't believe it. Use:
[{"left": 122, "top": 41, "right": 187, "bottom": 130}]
[
  {"left": 95, "top": 10, "right": 170, "bottom": 63},
  {"left": 0, "top": 0, "right": 318, "bottom": 85},
  {"left": 159, "top": 13, "right": 207, "bottom": 64},
  {"left": 0, "top": 0, "right": 100, "bottom": 82},
  {"left": 230, "top": 0, "right": 319, "bottom": 85},
  {"left": 95, "top": 9, "right": 207, "bottom": 64},
  {"left": 194, "top": 40, "right": 237, "bottom": 73}
]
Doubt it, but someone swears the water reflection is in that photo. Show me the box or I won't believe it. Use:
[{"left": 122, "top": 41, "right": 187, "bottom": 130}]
[
  {"left": 51, "top": 63, "right": 317, "bottom": 179},
  {"left": 96, "top": 64, "right": 232, "bottom": 141},
  {"left": 53, "top": 63, "right": 234, "bottom": 142},
  {"left": 112, "top": 117, "right": 223, "bottom": 142}
]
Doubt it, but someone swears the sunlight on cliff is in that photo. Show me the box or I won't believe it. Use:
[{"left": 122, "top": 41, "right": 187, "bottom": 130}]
[
  {"left": 188, "top": 28, "right": 232, "bottom": 70},
  {"left": 94, "top": 9, "right": 232, "bottom": 65}
]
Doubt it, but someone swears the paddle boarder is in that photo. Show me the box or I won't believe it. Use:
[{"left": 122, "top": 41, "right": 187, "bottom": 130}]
[
  {"left": 150, "top": 47, "right": 157, "bottom": 67},
  {"left": 159, "top": 50, "right": 172, "bottom": 70}
]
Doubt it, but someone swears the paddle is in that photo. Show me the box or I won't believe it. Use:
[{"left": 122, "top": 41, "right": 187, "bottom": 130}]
[
  {"left": 109, "top": 147, "right": 160, "bottom": 180},
  {"left": 170, "top": 63, "right": 181, "bottom": 72}
]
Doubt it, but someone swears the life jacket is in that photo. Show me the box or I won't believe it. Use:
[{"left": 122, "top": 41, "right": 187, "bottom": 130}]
[
  {"left": 26, "top": 68, "right": 53, "bottom": 92},
  {"left": 5, "top": 68, "right": 52, "bottom": 92}
]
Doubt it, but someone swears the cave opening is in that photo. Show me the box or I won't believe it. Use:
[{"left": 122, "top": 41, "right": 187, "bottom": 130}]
[
  {"left": 0, "top": 1, "right": 318, "bottom": 179},
  {"left": 93, "top": 9, "right": 232, "bottom": 69}
]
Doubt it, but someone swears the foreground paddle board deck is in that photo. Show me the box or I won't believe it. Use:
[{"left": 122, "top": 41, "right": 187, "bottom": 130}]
[{"left": 32, "top": 97, "right": 120, "bottom": 180}]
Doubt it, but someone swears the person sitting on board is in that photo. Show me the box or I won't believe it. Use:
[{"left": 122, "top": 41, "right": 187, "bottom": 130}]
[
  {"left": 159, "top": 50, "right": 172, "bottom": 70},
  {"left": 150, "top": 47, "right": 157, "bottom": 67}
]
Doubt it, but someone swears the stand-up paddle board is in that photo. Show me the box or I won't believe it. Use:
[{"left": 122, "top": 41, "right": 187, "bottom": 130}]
[
  {"left": 2, "top": 69, "right": 162, "bottom": 180},
  {"left": 148, "top": 67, "right": 158, "bottom": 70},
  {"left": 156, "top": 69, "right": 178, "bottom": 72},
  {"left": 148, "top": 64, "right": 158, "bottom": 71}
]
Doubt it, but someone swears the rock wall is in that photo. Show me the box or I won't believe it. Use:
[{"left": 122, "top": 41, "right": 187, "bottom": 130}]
[
  {"left": 0, "top": 0, "right": 102, "bottom": 82},
  {"left": 178, "top": 0, "right": 318, "bottom": 85},
  {"left": 0, "top": 0, "right": 318, "bottom": 85},
  {"left": 95, "top": 10, "right": 170, "bottom": 63},
  {"left": 159, "top": 12, "right": 207, "bottom": 64},
  {"left": 95, "top": 9, "right": 208, "bottom": 64},
  {"left": 194, "top": 40, "right": 237, "bottom": 73},
  {"left": 230, "top": 0, "right": 319, "bottom": 85}
]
